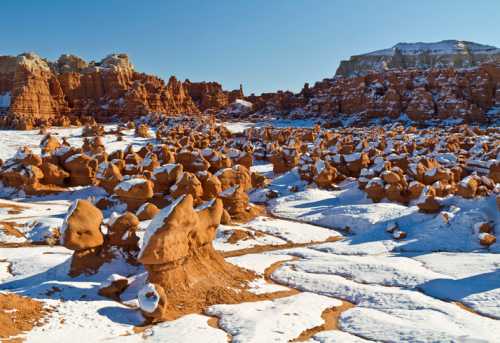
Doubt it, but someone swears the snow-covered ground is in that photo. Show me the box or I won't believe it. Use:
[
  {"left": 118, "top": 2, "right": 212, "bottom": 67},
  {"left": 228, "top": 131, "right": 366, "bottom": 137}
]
[{"left": 0, "top": 122, "right": 499, "bottom": 342}]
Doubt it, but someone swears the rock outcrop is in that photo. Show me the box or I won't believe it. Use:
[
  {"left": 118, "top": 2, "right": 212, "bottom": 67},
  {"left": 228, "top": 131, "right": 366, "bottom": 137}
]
[
  {"left": 137, "top": 195, "right": 258, "bottom": 321},
  {"left": 184, "top": 80, "right": 244, "bottom": 113},
  {"left": 336, "top": 40, "right": 500, "bottom": 77},
  {"left": 0, "top": 52, "right": 200, "bottom": 129}
]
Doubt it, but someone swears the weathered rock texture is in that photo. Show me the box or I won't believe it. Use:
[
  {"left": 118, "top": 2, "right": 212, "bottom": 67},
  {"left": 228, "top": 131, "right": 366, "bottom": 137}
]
[
  {"left": 237, "top": 62, "right": 500, "bottom": 124},
  {"left": 184, "top": 80, "right": 244, "bottom": 113},
  {"left": 138, "top": 195, "right": 258, "bottom": 321},
  {"left": 0, "top": 52, "right": 200, "bottom": 129},
  {"left": 336, "top": 40, "right": 500, "bottom": 77}
]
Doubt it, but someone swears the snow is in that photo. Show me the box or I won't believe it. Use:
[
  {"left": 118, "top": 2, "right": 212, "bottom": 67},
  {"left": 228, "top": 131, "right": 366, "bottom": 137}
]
[
  {"left": 0, "top": 120, "right": 499, "bottom": 341},
  {"left": 213, "top": 225, "right": 286, "bottom": 252},
  {"left": 244, "top": 216, "right": 341, "bottom": 244},
  {"left": 108, "top": 314, "right": 228, "bottom": 343},
  {"left": 152, "top": 163, "right": 178, "bottom": 176},
  {"left": 114, "top": 178, "right": 148, "bottom": 192},
  {"left": 366, "top": 40, "right": 500, "bottom": 56},
  {"left": 138, "top": 283, "right": 160, "bottom": 313},
  {"left": 271, "top": 261, "right": 500, "bottom": 342},
  {"left": 139, "top": 195, "right": 185, "bottom": 258},
  {"left": 206, "top": 293, "right": 342, "bottom": 343},
  {"left": 306, "top": 330, "right": 371, "bottom": 343}
]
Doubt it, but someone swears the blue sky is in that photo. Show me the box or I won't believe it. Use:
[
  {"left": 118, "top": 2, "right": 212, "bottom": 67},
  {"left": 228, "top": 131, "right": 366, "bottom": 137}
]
[{"left": 3, "top": 0, "right": 500, "bottom": 94}]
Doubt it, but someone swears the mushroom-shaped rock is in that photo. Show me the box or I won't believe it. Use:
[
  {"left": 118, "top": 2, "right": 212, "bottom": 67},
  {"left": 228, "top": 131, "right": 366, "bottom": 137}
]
[
  {"left": 152, "top": 164, "right": 183, "bottom": 193},
  {"left": 61, "top": 199, "right": 106, "bottom": 276},
  {"left": 365, "top": 177, "right": 385, "bottom": 203},
  {"left": 197, "top": 171, "right": 222, "bottom": 200},
  {"left": 63, "top": 153, "right": 98, "bottom": 186},
  {"left": 137, "top": 195, "right": 258, "bottom": 321},
  {"left": 175, "top": 150, "right": 210, "bottom": 173},
  {"left": 215, "top": 164, "right": 252, "bottom": 192},
  {"left": 219, "top": 185, "right": 262, "bottom": 223},
  {"left": 114, "top": 178, "right": 154, "bottom": 211},
  {"left": 40, "top": 134, "right": 61, "bottom": 154},
  {"left": 479, "top": 233, "right": 496, "bottom": 247},
  {"left": 136, "top": 203, "right": 160, "bottom": 221},
  {"left": 62, "top": 199, "right": 104, "bottom": 250},
  {"left": 135, "top": 124, "right": 152, "bottom": 138},
  {"left": 251, "top": 171, "right": 269, "bottom": 189},
  {"left": 170, "top": 172, "right": 204, "bottom": 202},
  {"left": 97, "top": 162, "right": 123, "bottom": 194},
  {"left": 313, "top": 160, "right": 339, "bottom": 189},
  {"left": 107, "top": 212, "right": 140, "bottom": 250},
  {"left": 40, "top": 161, "right": 69, "bottom": 186},
  {"left": 417, "top": 187, "right": 441, "bottom": 213},
  {"left": 456, "top": 176, "right": 479, "bottom": 198}
]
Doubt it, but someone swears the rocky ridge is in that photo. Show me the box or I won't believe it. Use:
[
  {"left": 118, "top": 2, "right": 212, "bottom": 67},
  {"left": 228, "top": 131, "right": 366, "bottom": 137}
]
[
  {"left": 0, "top": 52, "right": 243, "bottom": 129},
  {"left": 336, "top": 40, "right": 500, "bottom": 77},
  {"left": 233, "top": 63, "right": 500, "bottom": 124}
]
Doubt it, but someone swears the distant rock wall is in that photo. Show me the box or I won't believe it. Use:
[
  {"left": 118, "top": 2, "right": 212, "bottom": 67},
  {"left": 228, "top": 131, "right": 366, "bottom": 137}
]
[
  {"left": 0, "top": 53, "right": 200, "bottom": 129},
  {"left": 184, "top": 80, "right": 244, "bottom": 113},
  {"left": 237, "top": 64, "right": 500, "bottom": 123},
  {"left": 336, "top": 40, "right": 500, "bottom": 77}
]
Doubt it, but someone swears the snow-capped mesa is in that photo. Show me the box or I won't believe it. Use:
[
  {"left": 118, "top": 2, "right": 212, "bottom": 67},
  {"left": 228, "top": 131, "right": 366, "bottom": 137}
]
[{"left": 336, "top": 40, "right": 500, "bottom": 76}]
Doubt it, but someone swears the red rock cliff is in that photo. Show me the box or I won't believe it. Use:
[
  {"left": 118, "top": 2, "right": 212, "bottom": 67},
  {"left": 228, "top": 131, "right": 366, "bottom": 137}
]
[{"left": 0, "top": 53, "right": 200, "bottom": 129}]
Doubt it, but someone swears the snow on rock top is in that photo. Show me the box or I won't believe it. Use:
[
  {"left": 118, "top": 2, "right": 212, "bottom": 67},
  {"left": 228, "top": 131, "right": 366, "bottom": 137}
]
[
  {"left": 114, "top": 178, "right": 148, "bottom": 192},
  {"left": 366, "top": 40, "right": 500, "bottom": 56},
  {"left": 336, "top": 39, "right": 500, "bottom": 76},
  {"left": 139, "top": 195, "right": 185, "bottom": 258}
]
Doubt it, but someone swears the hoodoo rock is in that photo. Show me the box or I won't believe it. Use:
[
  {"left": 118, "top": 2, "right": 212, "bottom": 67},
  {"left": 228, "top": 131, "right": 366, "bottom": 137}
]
[
  {"left": 61, "top": 199, "right": 106, "bottom": 276},
  {"left": 107, "top": 212, "right": 140, "bottom": 251},
  {"left": 114, "top": 178, "right": 154, "bottom": 211},
  {"left": 137, "top": 195, "right": 258, "bottom": 321},
  {"left": 136, "top": 202, "right": 160, "bottom": 221}
]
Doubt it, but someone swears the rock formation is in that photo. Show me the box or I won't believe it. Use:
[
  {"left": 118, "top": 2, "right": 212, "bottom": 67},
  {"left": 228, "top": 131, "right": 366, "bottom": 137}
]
[
  {"left": 336, "top": 40, "right": 500, "bottom": 77},
  {"left": 137, "top": 195, "right": 258, "bottom": 321},
  {"left": 0, "top": 52, "right": 200, "bottom": 129},
  {"left": 184, "top": 80, "right": 244, "bottom": 113},
  {"left": 61, "top": 199, "right": 106, "bottom": 276}
]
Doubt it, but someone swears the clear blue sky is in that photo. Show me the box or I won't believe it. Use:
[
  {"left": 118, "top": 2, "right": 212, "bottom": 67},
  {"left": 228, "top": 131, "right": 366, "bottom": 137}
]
[{"left": 3, "top": 0, "right": 500, "bottom": 94}]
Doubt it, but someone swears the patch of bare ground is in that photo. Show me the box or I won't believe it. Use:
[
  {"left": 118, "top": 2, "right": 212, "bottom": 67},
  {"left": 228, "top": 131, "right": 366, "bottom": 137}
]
[
  {"left": 0, "top": 293, "right": 48, "bottom": 341},
  {"left": 227, "top": 228, "right": 266, "bottom": 244},
  {"left": 0, "top": 202, "right": 27, "bottom": 215},
  {"left": 221, "top": 235, "right": 342, "bottom": 258},
  {"left": 291, "top": 301, "right": 356, "bottom": 342}
]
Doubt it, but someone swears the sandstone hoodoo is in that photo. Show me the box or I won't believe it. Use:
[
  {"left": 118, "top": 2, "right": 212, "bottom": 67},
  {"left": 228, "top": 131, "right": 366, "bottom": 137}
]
[
  {"left": 137, "top": 194, "right": 258, "bottom": 322},
  {"left": 61, "top": 199, "right": 106, "bottom": 276}
]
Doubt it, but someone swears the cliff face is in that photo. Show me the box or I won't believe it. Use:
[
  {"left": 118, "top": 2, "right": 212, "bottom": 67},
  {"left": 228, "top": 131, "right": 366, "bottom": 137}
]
[
  {"left": 0, "top": 53, "right": 200, "bottom": 129},
  {"left": 336, "top": 40, "right": 500, "bottom": 77},
  {"left": 236, "top": 64, "right": 500, "bottom": 123},
  {"left": 184, "top": 80, "right": 244, "bottom": 113}
]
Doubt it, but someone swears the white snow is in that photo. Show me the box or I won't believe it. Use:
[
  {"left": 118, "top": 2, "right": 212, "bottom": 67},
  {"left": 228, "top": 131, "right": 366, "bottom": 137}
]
[
  {"left": 114, "top": 178, "right": 148, "bottom": 192},
  {"left": 207, "top": 293, "right": 342, "bottom": 343},
  {"left": 107, "top": 314, "right": 228, "bottom": 343},
  {"left": 139, "top": 195, "right": 185, "bottom": 258},
  {"left": 244, "top": 216, "right": 340, "bottom": 244},
  {"left": 138, "top": 283, "right": 160, "bottom": 313}
]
